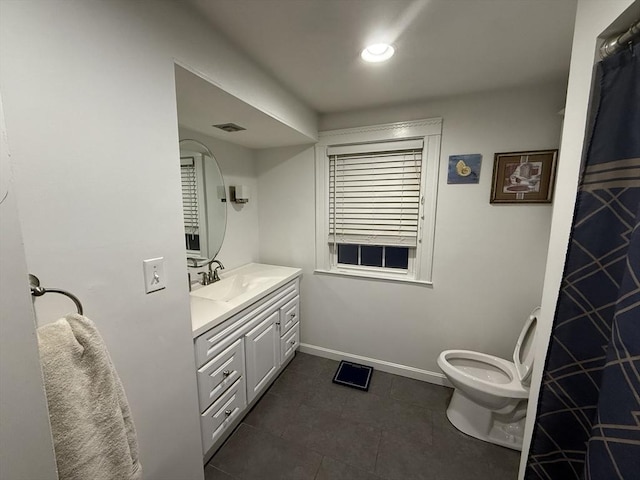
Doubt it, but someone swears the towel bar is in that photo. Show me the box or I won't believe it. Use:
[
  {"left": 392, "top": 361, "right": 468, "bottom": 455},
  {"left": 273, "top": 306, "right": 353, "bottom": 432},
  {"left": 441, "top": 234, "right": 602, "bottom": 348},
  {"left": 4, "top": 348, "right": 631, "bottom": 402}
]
[{"left": 29, "top": 274, "right": 84, "bottom": 315}]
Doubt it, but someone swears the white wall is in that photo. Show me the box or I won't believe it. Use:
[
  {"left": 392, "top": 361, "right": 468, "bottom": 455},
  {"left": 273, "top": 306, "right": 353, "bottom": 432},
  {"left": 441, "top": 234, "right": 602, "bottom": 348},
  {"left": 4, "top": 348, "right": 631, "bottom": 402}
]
[
  {"left": 519, "top": 1, "right": 636, "bottom": 477},
  {"left": 257, "top": 82, "right": 565, "bottom": 376},
  {"left": 0, "top": 96, "right": 58, "bottom": 480},
  {"left": 0, "top": 1, "right": 315, "bottom": 479},
  {"left": 179, "top": 127, "right": 260, "bottom": 270}
]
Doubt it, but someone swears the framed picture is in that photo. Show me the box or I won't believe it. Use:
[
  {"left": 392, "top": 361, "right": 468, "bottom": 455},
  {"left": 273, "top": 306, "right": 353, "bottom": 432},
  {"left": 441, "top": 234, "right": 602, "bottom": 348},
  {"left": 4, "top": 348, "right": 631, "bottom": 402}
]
[
  {"left": 447, "top": 154, "right": 482, "bottom": 184},
  {"left": 490, "top": 149, "right": 558, "bottom": 204}
]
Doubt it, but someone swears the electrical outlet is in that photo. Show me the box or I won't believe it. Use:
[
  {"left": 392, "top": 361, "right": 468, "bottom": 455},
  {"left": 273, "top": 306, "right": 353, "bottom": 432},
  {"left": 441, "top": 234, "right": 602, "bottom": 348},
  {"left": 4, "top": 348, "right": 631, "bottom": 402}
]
[{"left": 143, "top": 257, "right": 166, "bottom": 293}]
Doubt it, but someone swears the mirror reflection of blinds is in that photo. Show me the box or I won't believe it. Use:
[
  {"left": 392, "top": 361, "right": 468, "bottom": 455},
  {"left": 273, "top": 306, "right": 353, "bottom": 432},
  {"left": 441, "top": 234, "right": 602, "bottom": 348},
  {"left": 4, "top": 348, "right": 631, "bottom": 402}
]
[
  {"left": 181, "top": 157, "right": 199, "bottom": 235},
  {"left": 328, "top": 139, "right": 424, "bottom": 247}
]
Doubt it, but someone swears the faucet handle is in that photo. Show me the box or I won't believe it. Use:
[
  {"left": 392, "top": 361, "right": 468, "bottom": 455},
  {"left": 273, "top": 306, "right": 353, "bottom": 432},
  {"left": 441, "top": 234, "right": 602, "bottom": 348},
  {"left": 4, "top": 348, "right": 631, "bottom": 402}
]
[{"left": 199, "top": 271, "right": 209, "bottom": 285}]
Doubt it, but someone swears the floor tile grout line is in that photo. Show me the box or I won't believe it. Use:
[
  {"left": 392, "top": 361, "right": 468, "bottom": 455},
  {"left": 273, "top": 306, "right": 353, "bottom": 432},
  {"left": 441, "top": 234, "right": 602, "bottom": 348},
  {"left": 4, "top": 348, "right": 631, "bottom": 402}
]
[
  {"left": 372, "top": 425, "right": 384, "bottom": 479},
  {"left": 312, "top": 455, "right": 326, "bottom": 480},
  {"left": 206, "top": 463, "right": 238, "bottom": 480}
]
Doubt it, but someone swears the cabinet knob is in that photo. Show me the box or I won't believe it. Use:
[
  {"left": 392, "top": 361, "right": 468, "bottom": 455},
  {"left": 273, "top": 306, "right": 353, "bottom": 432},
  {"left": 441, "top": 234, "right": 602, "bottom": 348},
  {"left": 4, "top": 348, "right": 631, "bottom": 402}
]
[
  {"left": 275, "top": 321, "right": 281, "bottom": 326},
  {"left": 222, "top": 370, "right": 232, "bottom": 377},
  {"left": 224, "top": 409, "right": 232, "bottom": 417},
  {"left": 289, "top": 340, "right": 296, "bottom": 346},
  {"left": 291, "top": 313, "right": 296, "bottom": 318}
]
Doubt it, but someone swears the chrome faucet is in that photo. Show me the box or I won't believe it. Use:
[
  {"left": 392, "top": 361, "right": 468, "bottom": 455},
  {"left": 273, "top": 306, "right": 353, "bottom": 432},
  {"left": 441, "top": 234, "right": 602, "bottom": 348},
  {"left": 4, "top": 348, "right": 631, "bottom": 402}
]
[
  {"left": 189, "top": 258, "right": 225, "bottom": 286},
  {"left": 210, "top": 259, "right": 225, "bottom": 282}
]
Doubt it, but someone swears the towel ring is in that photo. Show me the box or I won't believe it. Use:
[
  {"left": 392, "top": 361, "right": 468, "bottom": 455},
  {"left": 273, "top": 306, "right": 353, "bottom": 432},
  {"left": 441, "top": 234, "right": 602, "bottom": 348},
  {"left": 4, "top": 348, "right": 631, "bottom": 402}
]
[{"left": 29, "top": 274, "right": 84, "bottom": 315}]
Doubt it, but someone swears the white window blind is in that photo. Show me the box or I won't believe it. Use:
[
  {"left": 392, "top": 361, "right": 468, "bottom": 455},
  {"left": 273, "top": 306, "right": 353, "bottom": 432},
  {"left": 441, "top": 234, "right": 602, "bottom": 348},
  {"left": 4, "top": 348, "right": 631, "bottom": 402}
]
[
  {"left": 181, "top": 157, "right": 199, "bottom": 236},
  {"left": 328, "top": 139, "right": 424, "bottom": 247}
]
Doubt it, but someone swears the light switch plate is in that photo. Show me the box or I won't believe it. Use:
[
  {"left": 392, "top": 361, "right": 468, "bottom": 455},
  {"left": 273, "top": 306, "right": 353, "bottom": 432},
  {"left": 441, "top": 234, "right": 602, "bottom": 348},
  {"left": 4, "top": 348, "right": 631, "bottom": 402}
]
[{"left": 143, "top": 257, "right": 166, "bottom": 293}]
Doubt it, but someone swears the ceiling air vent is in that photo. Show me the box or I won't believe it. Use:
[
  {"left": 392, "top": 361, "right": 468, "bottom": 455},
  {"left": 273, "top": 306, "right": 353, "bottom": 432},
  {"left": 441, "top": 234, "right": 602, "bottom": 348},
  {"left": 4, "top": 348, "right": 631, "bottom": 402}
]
[{"left": 212, "top": 123, "right": 246, "bottom": 133}]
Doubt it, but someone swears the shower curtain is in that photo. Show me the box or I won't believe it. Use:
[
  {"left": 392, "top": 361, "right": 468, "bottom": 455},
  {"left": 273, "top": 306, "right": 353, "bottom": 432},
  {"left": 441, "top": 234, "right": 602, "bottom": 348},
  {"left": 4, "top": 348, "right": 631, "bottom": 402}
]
[{"left": 526, "top": 42, "right": 639, "bottom": 479}]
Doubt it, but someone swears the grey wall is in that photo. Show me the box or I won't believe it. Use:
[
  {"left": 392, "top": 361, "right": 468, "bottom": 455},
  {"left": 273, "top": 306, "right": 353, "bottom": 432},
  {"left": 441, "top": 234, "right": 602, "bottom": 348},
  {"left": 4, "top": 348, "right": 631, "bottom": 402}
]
[
  {"left": 0, "top": 95, "right": 58, "bottom": 480},
  {"left": 257, "top": 83, "right": 566, "bottom": 376},
  {"left": 0, "top": 1, "right": 315, "bottom": 478}
]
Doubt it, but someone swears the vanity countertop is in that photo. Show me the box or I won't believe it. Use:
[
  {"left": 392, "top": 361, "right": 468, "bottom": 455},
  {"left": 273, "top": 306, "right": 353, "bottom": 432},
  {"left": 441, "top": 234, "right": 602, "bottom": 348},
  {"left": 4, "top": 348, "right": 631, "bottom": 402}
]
[{"left": 190, "top": 262, "right": 302, "bottom": 338}]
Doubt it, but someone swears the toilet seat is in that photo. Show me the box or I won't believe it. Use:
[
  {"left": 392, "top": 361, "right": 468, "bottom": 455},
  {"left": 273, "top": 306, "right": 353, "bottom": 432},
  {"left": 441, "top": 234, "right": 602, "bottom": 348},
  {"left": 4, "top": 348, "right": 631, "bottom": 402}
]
[
  {"left": 438, "top": 350, "right": 529, "bottom": 398},
  {"left": 512, "top": 307, "right": 539, "bottom": 384}
]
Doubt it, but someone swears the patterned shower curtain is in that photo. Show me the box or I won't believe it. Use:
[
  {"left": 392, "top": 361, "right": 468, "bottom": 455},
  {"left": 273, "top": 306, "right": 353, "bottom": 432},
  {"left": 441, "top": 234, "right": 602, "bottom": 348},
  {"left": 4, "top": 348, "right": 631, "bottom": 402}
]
[{"left": 526, "top": 42, "right": 639, "bottom": 479}]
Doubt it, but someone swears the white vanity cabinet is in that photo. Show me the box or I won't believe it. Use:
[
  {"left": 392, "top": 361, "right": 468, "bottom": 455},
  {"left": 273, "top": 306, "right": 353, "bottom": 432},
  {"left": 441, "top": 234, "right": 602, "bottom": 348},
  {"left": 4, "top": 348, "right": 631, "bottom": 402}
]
[{"left": 192, "top": 272, "right": 301, "bottom": 461}]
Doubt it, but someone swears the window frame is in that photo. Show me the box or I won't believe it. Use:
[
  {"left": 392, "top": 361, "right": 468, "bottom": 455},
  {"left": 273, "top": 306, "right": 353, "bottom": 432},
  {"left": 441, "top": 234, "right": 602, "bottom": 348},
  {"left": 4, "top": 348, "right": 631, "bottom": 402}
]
[{"left": 314, "top": 118, "right": 442, "bottom": 285}]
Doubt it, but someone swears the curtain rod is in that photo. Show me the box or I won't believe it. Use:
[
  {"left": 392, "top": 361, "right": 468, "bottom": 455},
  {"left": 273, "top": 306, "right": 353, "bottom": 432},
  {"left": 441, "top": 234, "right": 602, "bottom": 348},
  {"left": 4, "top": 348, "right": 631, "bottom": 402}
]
[{"left": 600, "top": 18, "right": 640, "bottom": 58}]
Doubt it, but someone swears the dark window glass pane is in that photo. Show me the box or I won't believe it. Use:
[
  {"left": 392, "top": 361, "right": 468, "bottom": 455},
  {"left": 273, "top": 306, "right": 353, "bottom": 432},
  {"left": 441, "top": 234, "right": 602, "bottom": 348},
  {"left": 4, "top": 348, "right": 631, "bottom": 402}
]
[
  {"left": 185, "top": 234, "right": 200, "bottom": 251},
  {"left": 338, "top": 244, "right": 358, "bottom": 265},
  {"left": 361, "top": 245, "right": 383, "bottom": 267},
  {"left": 385, "top": 247, "right": 409, "bottom": 269}
]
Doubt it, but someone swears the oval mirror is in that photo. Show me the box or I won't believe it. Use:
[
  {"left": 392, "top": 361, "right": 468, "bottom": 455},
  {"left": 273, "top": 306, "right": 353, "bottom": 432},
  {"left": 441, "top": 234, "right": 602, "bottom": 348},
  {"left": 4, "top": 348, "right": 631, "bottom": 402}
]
[{"left": 179, "top": 139, "right": 227, "bottom": 267}]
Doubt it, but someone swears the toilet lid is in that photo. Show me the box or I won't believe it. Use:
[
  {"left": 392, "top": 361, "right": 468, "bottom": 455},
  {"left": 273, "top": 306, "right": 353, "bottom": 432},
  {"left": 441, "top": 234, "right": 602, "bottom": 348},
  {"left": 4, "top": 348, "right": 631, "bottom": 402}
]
[{"left": 512, "top": 307, "right": 539, "bottom": 384}]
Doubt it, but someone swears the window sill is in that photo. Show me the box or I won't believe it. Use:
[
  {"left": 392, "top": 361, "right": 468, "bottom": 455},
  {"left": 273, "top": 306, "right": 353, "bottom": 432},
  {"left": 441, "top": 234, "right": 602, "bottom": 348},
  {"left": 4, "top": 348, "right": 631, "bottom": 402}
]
[{"left": 314, "top": 268, "right": 433, "bottom": 287}]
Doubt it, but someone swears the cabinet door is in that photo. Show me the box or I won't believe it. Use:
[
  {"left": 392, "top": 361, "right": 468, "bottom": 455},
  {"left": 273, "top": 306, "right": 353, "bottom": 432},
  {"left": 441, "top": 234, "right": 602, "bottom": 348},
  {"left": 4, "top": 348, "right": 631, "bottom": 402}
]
[{"left": 245, "top": 310, "right": 280, "bottom": 404}]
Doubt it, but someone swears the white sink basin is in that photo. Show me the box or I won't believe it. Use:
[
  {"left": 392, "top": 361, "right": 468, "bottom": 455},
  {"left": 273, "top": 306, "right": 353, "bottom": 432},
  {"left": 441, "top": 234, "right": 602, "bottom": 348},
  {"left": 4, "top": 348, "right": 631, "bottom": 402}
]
[
  {"left": 191, "top": 273, "right": 280, "bottom": 302},
  {"left": 190, "top": 263, "right": 302, "bottom": 338}
]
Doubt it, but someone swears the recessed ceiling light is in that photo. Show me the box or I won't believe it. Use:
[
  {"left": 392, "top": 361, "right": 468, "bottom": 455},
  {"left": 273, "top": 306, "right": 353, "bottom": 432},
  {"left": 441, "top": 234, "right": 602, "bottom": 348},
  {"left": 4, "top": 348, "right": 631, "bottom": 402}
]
[{"left": 361, "top": 43, "right": 395, "bottom": 63}]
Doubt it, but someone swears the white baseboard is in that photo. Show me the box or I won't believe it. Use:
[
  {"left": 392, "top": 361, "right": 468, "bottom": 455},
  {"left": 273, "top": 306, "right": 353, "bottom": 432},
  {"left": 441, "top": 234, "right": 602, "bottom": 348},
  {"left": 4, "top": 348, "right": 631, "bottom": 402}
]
[{"left": 298, "top": 343, "right": 452, "bottom": 388}]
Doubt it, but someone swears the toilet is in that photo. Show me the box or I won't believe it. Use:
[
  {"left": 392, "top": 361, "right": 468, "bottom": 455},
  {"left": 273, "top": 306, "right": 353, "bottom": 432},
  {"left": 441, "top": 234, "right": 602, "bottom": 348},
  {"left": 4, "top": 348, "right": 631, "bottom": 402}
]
[{"left": 437, "top": 307, "right": 539, "bottom": 450}]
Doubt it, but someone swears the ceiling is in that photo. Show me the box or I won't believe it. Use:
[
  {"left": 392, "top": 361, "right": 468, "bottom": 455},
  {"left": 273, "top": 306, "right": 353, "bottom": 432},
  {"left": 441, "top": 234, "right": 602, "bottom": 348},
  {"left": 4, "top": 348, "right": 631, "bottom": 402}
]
[{"left": 189, "top": 0, "right": 577, "bottom": 114}]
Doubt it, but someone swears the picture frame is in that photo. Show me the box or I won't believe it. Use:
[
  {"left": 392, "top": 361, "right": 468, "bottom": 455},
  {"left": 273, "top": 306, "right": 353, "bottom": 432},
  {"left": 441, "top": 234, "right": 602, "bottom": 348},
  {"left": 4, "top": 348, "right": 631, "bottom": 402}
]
[{"left": 490, "top": 149, "right": 558, "bottom": 204}]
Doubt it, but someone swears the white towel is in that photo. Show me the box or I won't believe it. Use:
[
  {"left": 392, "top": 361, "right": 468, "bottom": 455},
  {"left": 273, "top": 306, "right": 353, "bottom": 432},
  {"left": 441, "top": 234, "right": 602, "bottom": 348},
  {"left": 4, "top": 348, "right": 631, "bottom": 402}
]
[{"left": 37, "top": 314, "right": 142, "bottom": 480}]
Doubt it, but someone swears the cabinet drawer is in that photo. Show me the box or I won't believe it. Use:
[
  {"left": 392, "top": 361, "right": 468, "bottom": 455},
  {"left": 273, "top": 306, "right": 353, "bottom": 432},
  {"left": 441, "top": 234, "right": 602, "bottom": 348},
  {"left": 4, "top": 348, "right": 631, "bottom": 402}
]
[
  {"left": 197, "top": 338, "right": 244, "bottom": 412},
  {"left": 200, "top": 377, "right": 246, "bottom": 454},
  {"left": 281, "top": 321, "right": 299, "bottom": 365},
  {"left": 279, "top": 296, "right": 299, "bottom": 336}
]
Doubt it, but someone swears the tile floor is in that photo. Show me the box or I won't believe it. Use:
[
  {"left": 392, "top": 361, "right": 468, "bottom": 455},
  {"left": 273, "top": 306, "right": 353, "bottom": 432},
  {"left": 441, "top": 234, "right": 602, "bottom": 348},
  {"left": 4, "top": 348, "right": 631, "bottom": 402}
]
[{"left": 205, "top": 353, "right": 521, "bottom": 480}]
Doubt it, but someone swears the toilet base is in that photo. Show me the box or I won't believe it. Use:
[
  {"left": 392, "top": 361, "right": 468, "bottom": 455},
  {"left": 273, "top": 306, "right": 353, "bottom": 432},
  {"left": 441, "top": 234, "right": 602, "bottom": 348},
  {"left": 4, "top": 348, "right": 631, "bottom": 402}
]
[{"left": 446, "top": 390, "right": 525, "bottom": 451}]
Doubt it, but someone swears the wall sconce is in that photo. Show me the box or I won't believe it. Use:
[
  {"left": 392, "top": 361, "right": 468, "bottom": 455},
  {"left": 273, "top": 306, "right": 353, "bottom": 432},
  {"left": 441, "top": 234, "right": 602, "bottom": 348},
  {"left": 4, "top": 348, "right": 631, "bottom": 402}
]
[{"left": 230, "top": 185, "right": 249, "bottom": 204}]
